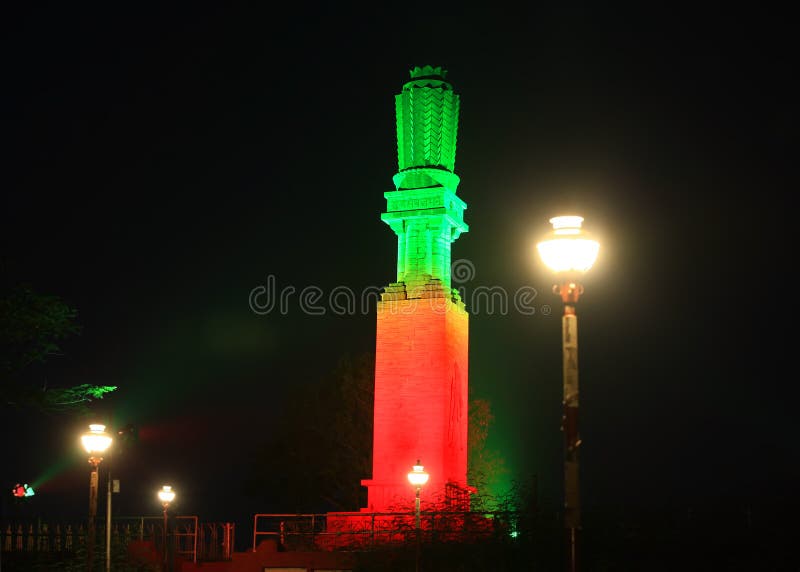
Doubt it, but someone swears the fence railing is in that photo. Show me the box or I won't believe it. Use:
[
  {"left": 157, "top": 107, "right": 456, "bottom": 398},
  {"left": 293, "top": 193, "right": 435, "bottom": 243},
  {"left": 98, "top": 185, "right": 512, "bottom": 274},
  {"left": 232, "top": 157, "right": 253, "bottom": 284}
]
[
  {"left": 1, "top": 517, "right": 234, "bottom": 562},
  {"left": 252, "top": 511, "right": 515, "bottom": 552}
]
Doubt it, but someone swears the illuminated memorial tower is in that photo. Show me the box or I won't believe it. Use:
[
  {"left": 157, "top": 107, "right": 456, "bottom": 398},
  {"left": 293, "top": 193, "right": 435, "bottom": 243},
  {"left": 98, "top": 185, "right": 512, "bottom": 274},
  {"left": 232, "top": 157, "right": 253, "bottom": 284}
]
[{"left": 361, "top": 66, "right": 470, "bottom": 512}]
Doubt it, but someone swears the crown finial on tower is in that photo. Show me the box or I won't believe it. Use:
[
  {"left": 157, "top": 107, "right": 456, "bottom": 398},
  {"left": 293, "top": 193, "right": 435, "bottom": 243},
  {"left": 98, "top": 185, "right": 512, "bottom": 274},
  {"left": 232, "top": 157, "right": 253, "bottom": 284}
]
[
  {"left": 395, "top": 66, "right": 460, "bottom": 183},
  {"left": 409, "top": 65, "right": 447, "bottom": 79}
]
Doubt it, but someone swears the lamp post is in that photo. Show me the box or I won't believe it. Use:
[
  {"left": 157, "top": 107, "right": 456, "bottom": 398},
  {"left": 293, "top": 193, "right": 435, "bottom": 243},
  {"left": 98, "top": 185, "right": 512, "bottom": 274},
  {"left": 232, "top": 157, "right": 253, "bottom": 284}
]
[
  {"left": 158, "top": 485, "right": 176, "bottom": 571},
  {"left": 537, "top": 215, "right": 600, "bottom": 572},
  {"left": 407, "top": 461, "right": 429, "bottom": 572},
  {"left": 81, "top": 424, "right": 113, "bottom": 572},
  {"left": 105, "top": 444, "right": 113, "bottom": 572}
]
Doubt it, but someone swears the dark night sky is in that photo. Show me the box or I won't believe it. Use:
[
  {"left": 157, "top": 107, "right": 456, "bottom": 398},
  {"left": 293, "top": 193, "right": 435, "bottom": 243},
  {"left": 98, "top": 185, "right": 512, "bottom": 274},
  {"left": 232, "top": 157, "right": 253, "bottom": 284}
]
[{"left": 2, "top": 2, "right": 796, "bottom": 543}]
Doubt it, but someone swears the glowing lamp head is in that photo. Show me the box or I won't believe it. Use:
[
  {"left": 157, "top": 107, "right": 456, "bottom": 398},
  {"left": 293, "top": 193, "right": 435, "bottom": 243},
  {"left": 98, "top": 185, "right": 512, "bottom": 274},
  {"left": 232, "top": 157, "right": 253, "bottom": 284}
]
[
  {"left": 158, "top": 485, "right": 175, "bottom": 505},
  {"left": 536, "top": 215, "right": 600, "bottom": 274},
  {"left": 81, "top": 424, "right": 113, "bottom": 457},
  {"left": 407, "top": 461, "right": 429, "bottom": 487}
]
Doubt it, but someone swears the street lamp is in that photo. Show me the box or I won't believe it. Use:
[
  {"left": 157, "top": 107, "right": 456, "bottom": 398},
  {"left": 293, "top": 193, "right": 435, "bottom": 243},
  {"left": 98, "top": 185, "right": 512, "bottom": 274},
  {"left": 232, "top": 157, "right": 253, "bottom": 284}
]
[
  {"left": 158, "top": 485, "right": 176, "bottom": 571},
  {"left": 407, "top": 460, "right": 429, "bottom": 528},
  {"left": 407, "top": 460, "right": 429, "bottom": 572},
  {"left": 81, "top": 424, "right": 112, "bottom": 572},
  {"left": 537, "top": 215, "right": 600, "bottom": 572}
]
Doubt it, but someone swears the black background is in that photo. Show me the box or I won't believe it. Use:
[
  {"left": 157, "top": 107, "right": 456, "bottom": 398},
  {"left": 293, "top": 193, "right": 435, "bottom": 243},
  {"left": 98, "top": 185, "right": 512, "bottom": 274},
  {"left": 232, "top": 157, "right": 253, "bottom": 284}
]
[{"left": 2, "top": 2, "right": 795, "bottom": 557}]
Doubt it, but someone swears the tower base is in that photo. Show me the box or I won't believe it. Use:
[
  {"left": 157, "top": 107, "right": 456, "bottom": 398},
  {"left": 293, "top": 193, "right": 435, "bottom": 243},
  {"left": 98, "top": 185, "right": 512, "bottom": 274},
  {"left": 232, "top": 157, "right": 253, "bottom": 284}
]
[{"left": 362, "top": 281, "right": 470, "bottom": 512}]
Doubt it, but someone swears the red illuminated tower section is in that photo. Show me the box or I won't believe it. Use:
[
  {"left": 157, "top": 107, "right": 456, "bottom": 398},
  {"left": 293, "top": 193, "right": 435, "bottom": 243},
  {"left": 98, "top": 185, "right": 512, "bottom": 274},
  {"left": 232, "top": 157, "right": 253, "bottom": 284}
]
[{"left": 361, "top": 66, "right": 471, "bottom": 512}]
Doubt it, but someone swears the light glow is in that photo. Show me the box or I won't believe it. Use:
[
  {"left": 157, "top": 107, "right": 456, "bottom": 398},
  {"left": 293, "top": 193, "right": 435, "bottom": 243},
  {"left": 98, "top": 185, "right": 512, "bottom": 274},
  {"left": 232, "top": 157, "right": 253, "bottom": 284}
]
[
  {"left": 12, "top": 483, "right": 34, "bottom": 498},
  {"left": 407, "top": 461, "right": 430, "bottom": 487},
  {"left": 158, "top": 485, "right": 175, "bottom": 504},
  {"left": 537, "top": 215, "right": 600, "bottom": 273},
  {"left": 81, "top": 424, "right": 113, "bottom": 455}
]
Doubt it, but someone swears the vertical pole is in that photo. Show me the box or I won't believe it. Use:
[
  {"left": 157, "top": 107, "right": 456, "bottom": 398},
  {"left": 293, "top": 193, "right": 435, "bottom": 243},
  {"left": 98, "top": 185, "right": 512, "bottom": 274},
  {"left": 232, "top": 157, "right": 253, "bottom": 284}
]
[
  {"left": 252, "top": 515, "right": 257, "bottom": 552},
  {"left": 223, "top": 523, "right": 232, "bottom": 560},
  {"left": 193, "top": 516, "right": 198, "bottom": 563},
  {"left": 415, "top": 486, "right": 421, "bottom": 572},
  {"left": 561, "top": 287, "right": 581, "bottom": 572},
  {"left": 88, "top": 464, "right": 98, "bottom": 572},
  {"left": 105, "top": 468, "right": 112, "bottom": 572},
  {"left": 162, "top": 505, "right": 168, "bottom": 572}
]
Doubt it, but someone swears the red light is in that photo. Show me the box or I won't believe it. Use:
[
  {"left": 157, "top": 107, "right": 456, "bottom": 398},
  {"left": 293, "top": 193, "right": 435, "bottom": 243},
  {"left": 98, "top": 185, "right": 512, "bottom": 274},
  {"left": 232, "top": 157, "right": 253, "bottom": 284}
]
[{"left": 363, "top": 300, "right": 470, "bottom": 511}]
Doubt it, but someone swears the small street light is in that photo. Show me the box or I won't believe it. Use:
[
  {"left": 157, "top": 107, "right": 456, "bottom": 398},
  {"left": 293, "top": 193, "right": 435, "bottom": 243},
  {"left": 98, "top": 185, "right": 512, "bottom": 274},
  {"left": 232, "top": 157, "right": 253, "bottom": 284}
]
[
  {"left": 81, "top": 424, "right": 112, "bottom": 572},
  {"left": 158, "top": 485, "right": 176, "bottom": 571},
  {"left": 407, "top": 460, "right": 429, "bottom": 572},
  {"left": 537, "top": 215, "right": 600, "bottom": 572},
  {"left": 407, "top": 461, "right": 429, "bottom": 527}
]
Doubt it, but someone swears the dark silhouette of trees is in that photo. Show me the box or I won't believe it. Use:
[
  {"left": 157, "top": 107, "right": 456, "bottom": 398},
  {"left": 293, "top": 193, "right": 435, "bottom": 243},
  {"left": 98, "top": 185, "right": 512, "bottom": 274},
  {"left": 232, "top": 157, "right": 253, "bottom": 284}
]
[
  {"left": 245, "top": 353, "right": 510, "bottom": 515},
  {"left": 0, "top": 284, "right": 116, "bottom": 413},
  {"left": 245, "top": 352, "right": 374, "bottom": 512}
]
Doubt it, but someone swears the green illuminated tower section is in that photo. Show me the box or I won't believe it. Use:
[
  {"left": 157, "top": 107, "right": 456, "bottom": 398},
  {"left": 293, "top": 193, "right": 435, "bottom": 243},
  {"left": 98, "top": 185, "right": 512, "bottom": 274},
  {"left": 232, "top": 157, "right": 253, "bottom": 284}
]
[
  {"left": 382, "top": 65, "right": 469, "bottom": 299},
  {"left": 362, "top": 66, "right": 470, "bottom": 513}
]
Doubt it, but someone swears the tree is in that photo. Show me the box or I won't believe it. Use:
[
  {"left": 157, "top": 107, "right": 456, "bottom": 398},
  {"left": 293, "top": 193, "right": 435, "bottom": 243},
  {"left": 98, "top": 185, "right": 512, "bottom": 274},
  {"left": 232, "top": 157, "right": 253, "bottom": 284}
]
[
  {"left": 246, "top": 353, "right": 510, "bottom": 514},
  {"left": 0, "top": 285, "right": 116, "bottom": 413},
  {"left": 245, "top": 352, "right": 374, "bottom": 512},
  {"left": 468, "top": 398, "right": 509, "bottom": 510}
]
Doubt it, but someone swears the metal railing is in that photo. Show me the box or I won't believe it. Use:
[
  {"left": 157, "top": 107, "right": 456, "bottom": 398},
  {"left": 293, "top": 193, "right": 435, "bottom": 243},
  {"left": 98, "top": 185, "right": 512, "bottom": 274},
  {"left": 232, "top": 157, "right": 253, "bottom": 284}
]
[
  {"left": 1, "top": 516, "right": 234, "bottom": 562},
  {"left": 252, "top": 511, "right": 512, "bottom": 552}
]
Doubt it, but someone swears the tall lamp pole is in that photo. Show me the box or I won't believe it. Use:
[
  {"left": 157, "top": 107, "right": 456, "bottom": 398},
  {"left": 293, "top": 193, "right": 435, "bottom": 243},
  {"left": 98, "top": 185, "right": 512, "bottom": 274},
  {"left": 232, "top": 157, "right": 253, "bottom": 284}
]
[
  {"left": 407, "top": 461, "right": 429, "bottom": 572},
  {"left": 158, "top": 485, "right": 176, "bottom": 571},
  {"left": 537, "top": 215, "right": 600, "bottom": 572},
  {"left": 105, "top": 443, "right": 114, "bottom": 572},
  {"left": 81, "top": 424, "right": 112, "bottom": 572}
]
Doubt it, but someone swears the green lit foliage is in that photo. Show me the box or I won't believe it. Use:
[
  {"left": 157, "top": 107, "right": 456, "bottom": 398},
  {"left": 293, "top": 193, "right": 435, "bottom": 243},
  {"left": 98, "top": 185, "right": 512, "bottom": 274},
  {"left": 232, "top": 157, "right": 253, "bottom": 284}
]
[
  {"left": 468, "top": 398, "right": 509, "bottom": 510},
  {"left": 34, "top": 383, "right": 117, "bottom": 413},
  {"left": 0, "top": 285, "right": 116, "bottom": 413}
]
